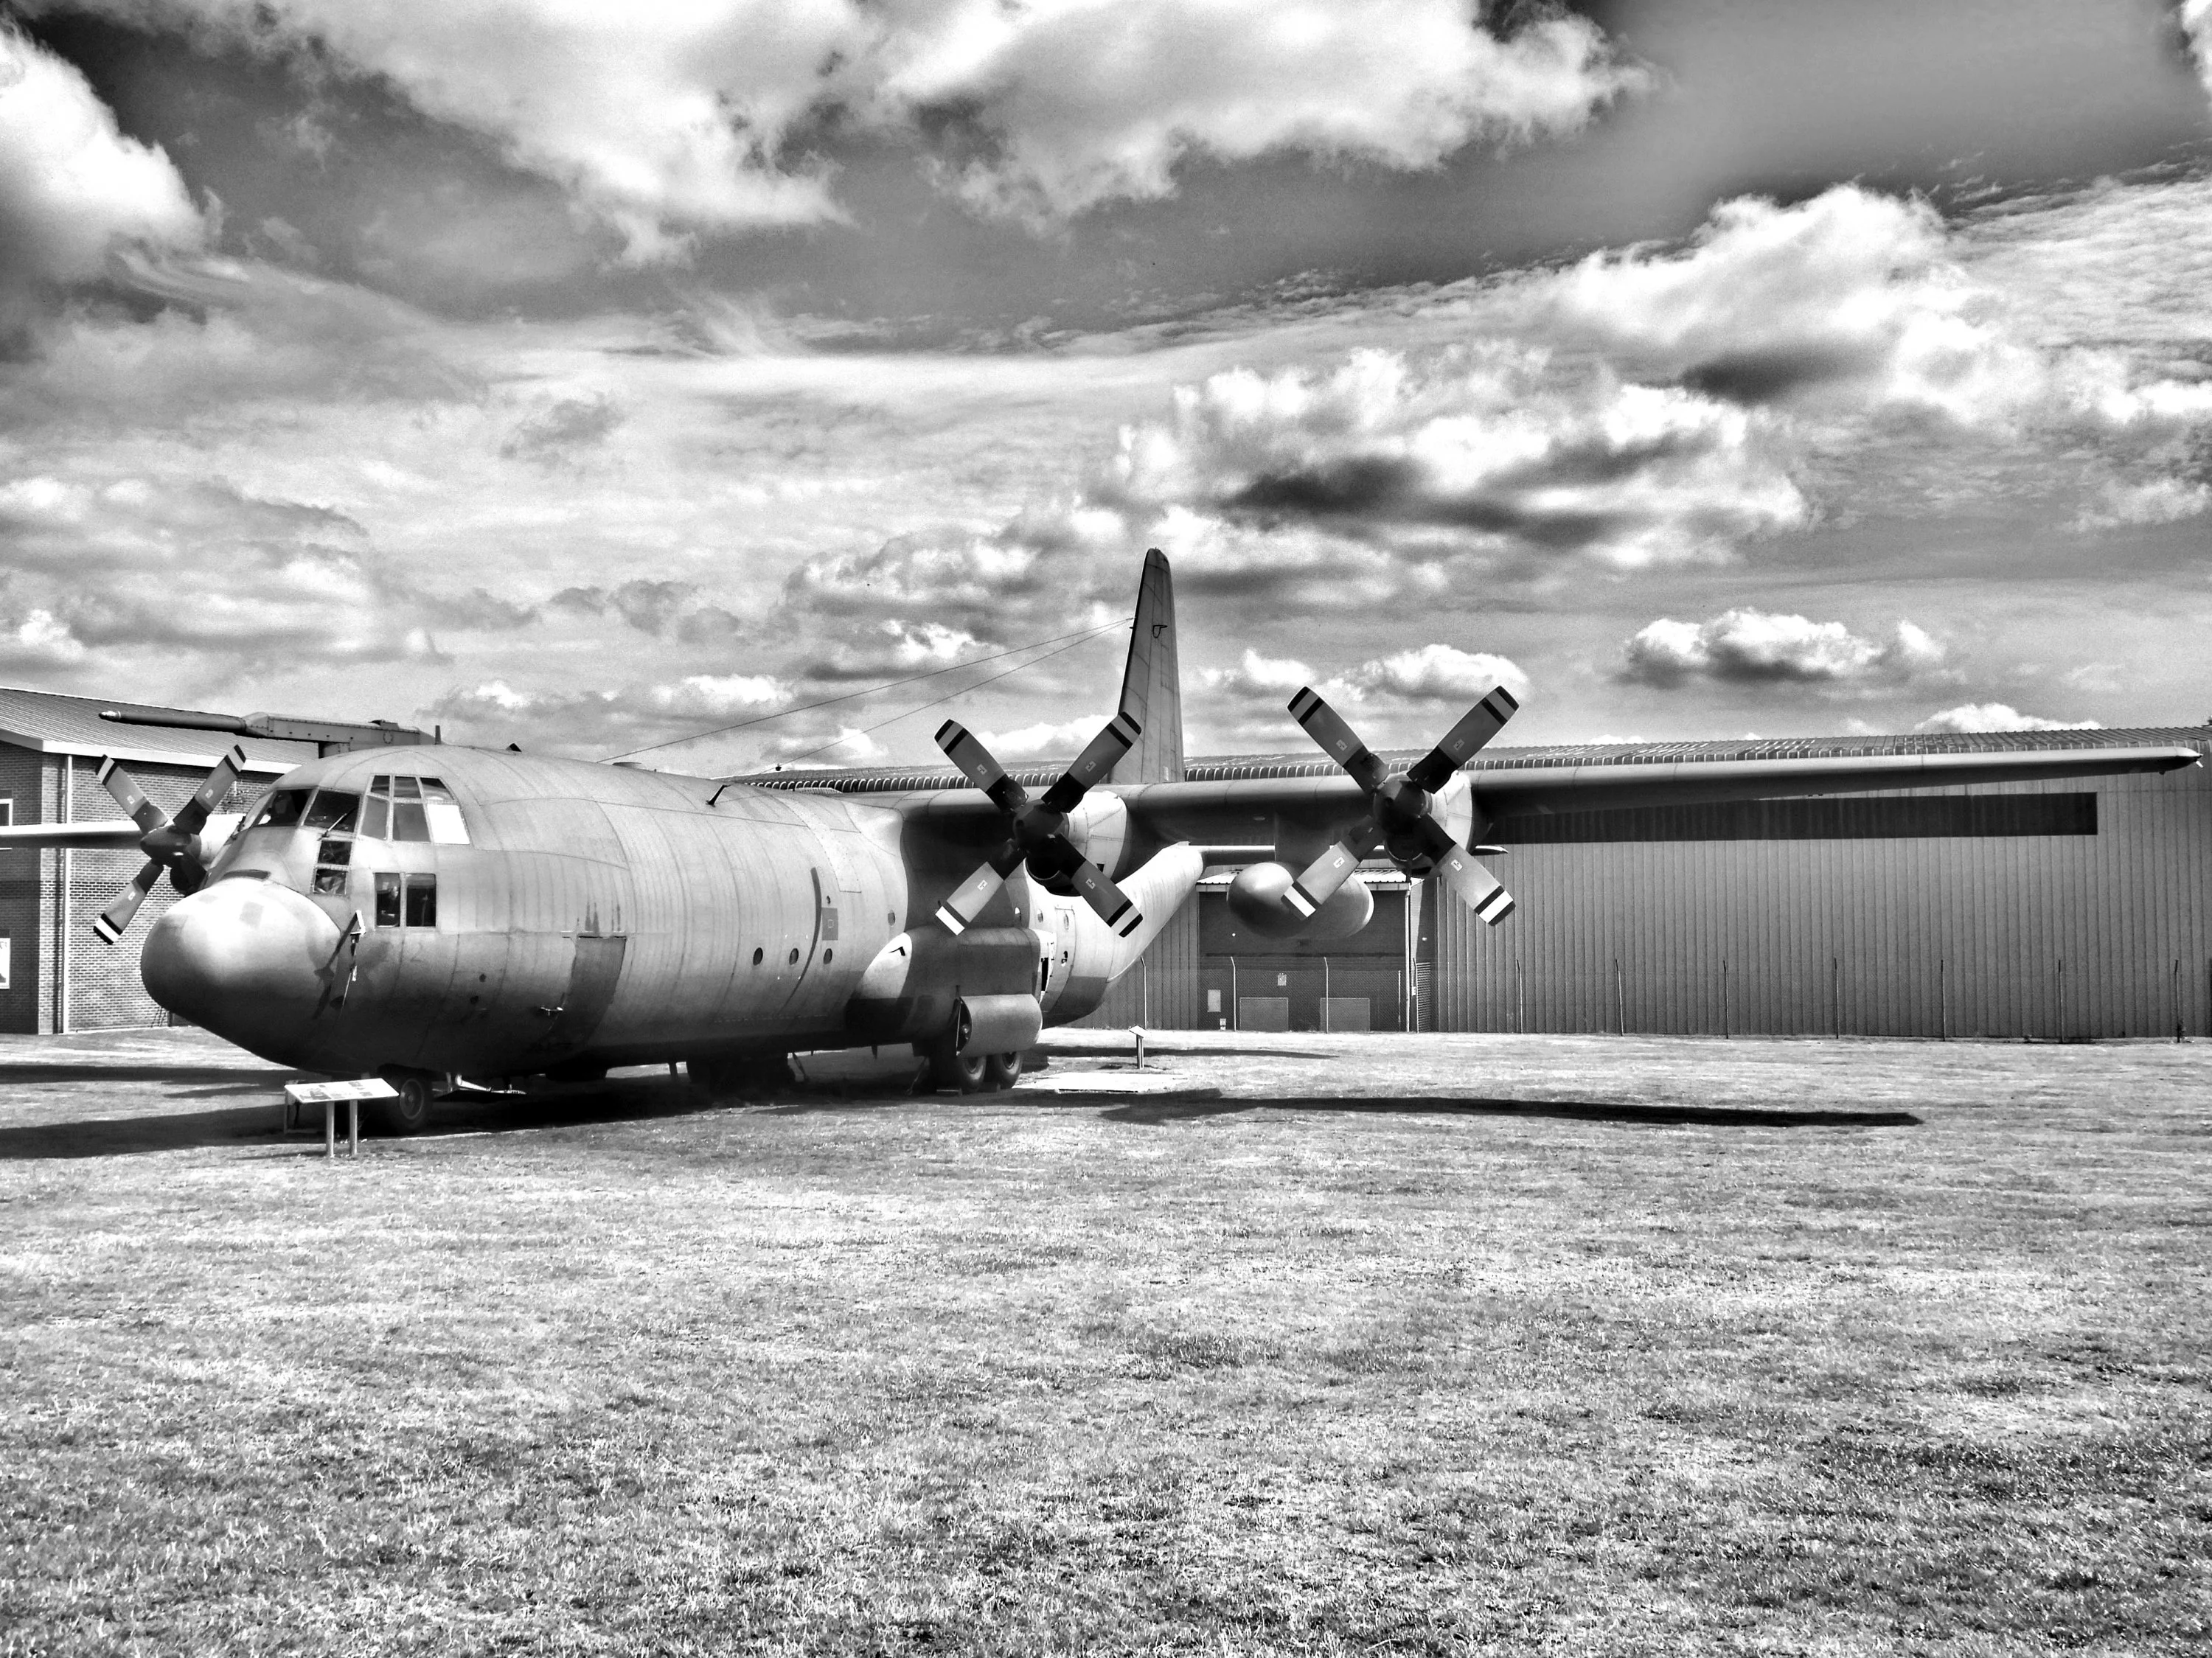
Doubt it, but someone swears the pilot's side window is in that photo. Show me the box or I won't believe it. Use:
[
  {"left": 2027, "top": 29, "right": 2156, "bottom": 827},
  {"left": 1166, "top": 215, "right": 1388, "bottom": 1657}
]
[
  {"left": 374, "top": 871, "right": 401, "bottom": 927},
  {"left": 372, "top": 871, "right": 439, "bottom": 927},
  {"left": 252, "top": 789, "right": 311, "bottom": 829}
]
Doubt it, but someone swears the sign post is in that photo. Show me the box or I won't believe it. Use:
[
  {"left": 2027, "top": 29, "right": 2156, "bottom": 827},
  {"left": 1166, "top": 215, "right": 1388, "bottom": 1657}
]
[{"left": 284, "top": 1079, "right": 397, "bottom": 1158}]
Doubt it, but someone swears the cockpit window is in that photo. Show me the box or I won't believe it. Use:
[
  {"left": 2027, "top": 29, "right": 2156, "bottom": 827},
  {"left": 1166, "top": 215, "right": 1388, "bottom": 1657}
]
[
  {"left": 303, "top": 791, "right": 358, "bottom": 834},
  {"left": 251, "top": 789, "right": 310, "bottom": 829},
  {"left": 357, "top": 774, "right": 469, "bottom": 845}
]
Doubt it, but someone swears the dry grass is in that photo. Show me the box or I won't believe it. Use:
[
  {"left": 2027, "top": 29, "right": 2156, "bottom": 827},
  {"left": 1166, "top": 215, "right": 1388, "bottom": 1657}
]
[{"left": 2, "top": 1028, "right": 2208, "bottom": 1655}]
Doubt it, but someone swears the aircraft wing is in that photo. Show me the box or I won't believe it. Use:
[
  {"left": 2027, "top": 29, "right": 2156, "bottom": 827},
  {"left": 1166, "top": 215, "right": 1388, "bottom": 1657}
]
[
  {"left": 774, "top": 738, "right": 2201, "bottom": 853},
  {"left": 1116, "top": 742, "right": 2203, "bottom": 841},
  {"left": 0, "top": 821, "right": 148, "bottom": 851}
]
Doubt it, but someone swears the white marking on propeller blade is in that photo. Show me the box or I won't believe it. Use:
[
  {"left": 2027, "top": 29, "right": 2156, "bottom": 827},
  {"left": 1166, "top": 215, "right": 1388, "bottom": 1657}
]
[
  {"left": 935, "top": 861, "right": 1005, "bottom": 934},
  {"left": 1287, "top": 842, "right": 1358, "bottom": 917},
  {"left": 1436, "top": 846, "right": 1515, "bottom": 927}
]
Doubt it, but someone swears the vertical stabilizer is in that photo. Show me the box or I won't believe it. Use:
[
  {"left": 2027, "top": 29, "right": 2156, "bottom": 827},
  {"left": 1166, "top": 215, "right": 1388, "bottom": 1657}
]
[{"left": 1108, "top": 548, "right": 1183, "bottom": 785}]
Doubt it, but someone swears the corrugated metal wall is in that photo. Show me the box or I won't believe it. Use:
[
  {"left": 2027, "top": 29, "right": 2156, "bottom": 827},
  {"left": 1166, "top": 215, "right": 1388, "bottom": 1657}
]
[
  {"left": 1429, "top": 749, "right": 2212, "bottom": 1039},
  {"left": 1077, "top": 889, "right": 1203, "bottom": 1028}
]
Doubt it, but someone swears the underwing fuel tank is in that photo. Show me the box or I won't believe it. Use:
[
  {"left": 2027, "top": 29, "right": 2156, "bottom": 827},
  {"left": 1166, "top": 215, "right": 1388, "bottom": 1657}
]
[{"left": 1225, "top": 861, "right": 1373, "bottom": 941}]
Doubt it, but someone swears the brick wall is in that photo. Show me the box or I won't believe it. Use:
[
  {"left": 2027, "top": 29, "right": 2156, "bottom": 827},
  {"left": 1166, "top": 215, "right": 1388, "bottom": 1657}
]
[{"left": 0, "top": 747, "right": 46, "bottom": 1034}]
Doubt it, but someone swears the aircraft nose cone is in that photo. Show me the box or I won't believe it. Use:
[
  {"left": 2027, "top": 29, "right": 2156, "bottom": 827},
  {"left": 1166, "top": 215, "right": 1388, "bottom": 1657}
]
[{"left": 142, "top": 879, "right": 341, "bottom": 1050}]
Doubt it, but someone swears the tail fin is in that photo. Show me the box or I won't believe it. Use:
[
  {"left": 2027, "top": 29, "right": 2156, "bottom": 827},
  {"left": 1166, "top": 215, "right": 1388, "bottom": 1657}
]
[{"left": 1108, "top": 548, "right": 1183, "bottom": 785}]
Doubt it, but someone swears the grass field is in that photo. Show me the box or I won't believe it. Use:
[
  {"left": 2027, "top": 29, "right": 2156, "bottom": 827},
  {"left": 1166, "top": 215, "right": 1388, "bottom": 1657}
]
[{"left": 3, "top": 1028, "right": 2208, "bottom": 1655}]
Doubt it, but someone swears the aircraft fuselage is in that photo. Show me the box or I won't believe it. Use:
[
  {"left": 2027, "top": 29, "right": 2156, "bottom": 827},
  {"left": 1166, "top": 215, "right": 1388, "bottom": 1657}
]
[{"left": 145, "top": 745, "right": 1147, "bottom": 1078}]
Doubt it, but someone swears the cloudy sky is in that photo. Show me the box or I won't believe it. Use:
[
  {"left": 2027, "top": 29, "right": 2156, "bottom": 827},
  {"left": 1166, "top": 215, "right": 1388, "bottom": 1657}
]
[{"left": 4, "top": 1, "right": 2210, "bottom": 772}]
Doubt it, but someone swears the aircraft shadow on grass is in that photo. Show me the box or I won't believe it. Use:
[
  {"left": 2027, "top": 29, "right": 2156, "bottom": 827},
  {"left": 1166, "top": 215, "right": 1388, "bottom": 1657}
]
[
  {"left": 1088, "top": 1096, "right": 1923, "bottom": 1129},
  {"left": 0, "top": 1075, "right": 1919, "bottom": 1160}
]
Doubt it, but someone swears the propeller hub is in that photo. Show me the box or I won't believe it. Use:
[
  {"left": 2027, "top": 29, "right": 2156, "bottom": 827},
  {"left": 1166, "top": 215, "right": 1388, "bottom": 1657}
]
[{"left": 1375, "top": 777, "right": 1430, "bottom": 826}]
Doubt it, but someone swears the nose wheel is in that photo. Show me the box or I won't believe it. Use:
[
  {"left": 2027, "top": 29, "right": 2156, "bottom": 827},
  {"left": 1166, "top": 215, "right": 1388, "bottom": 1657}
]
[{"left": 370, "top": 1068, "right": 437, "bottom": 1135}]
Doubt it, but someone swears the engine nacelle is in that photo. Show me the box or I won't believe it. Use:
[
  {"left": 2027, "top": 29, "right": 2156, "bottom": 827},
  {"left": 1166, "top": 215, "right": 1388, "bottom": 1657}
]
[
  {"left": 1059, "top": 793, "right": 1130, "bottom": 878},
  {"left": 1225, "top": 862, "right": 1374, "bottom": 941}
]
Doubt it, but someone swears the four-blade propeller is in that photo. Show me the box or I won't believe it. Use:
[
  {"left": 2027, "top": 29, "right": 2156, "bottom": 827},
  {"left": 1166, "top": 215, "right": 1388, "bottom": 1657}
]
[
  {"left": 933, "top": 712, "right": 1144, "bottom": 937},
  {"left": 1284, "top": 683, "right": 1518, "bottom": 927},
  {"left": 91, "top": 745, "right": 248, "bottom": 944}
]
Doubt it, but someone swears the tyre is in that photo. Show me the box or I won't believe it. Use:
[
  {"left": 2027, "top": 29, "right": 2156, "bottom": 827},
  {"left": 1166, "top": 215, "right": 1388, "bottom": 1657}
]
[
  {"left": 370, "top": 1069, "right": 435, "bottom": 1135},
  {"left": 925, "top": 1034, "right": 987, "bottom": 1093},
  {"left": 981, "top": 1050, "right": 1023, "bottom": 1091}
]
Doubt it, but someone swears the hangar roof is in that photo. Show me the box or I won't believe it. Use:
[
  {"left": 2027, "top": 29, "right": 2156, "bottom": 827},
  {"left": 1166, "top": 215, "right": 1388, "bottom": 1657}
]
[{"left": 0, "top": 686, "right": 318, "bottom": 776}]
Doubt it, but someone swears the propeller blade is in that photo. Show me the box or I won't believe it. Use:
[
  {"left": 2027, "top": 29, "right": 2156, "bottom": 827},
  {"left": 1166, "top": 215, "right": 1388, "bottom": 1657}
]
[
  {"left": 933, "top": 844, "right": 1026, "bottom": 936},
  {"left": 1284, "top": 837, "right": 1363, "bottom": 919},
  {"left": 170, "top": 745, "right": 248, "bottom": 838},
  {"left": 1405, "top": 686, "right": 1519, "bottom": 793},
  {"left": 96, "top": 758, "right": 168, "bottom": 835},
  {"left": 934, "top": 720, "right": 1027, "bottom": 812},
  {"left": 1287, "top": 688, "right": 1386, "bottom": 793},
  {"left": 1039, "top": 710, "right": 1141, "bottom": 814},
  {"left": 1066, "top": 856, "right": 1142, "bottom": 938},
  {"left": 91, "top": 860, "right": 164, "bottom": 944},
  {"left": 1431, "top": 841, "right": 1515, "bottom": 927}
]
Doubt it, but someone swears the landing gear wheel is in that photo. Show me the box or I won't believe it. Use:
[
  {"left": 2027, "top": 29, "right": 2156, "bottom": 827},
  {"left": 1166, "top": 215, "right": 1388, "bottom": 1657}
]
[
  {"left": 925, "top": 1035, "right": 988, "bottom": 1093},
  {"left": 982, "top": 1050, "right": 1023, "bottom": 1091},
  {"left": 371, "top": 1069, "right": 435, "bottom": 1135}
]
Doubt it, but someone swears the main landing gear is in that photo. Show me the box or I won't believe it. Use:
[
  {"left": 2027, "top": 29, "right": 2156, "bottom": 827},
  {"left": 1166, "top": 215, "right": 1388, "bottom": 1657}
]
[{"left": 920, "top": 1031, "right": 1023, "bottom": 1093}]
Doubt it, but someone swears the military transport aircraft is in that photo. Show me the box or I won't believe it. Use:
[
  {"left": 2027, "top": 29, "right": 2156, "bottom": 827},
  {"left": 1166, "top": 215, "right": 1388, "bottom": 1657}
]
[{"left": 0, "top": 550, "right": 2198, "bottom": 1132}]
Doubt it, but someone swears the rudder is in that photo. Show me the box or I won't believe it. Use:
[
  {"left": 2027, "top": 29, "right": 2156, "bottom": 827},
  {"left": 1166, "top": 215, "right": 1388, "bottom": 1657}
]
[{"left": 1108, "top": 547, "right": 1183, "bottom": 785}]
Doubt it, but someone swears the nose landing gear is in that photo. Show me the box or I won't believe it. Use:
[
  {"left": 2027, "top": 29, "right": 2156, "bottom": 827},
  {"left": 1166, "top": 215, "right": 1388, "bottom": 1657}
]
[{"left": 370, "top": 1067, "right": 437, "bottom": 1135}]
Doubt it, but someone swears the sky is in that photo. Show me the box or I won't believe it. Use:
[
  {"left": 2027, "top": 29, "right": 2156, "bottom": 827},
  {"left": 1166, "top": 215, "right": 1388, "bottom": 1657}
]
[{"left": 2, "top": 0, "right": 2210, "bottom": 773}]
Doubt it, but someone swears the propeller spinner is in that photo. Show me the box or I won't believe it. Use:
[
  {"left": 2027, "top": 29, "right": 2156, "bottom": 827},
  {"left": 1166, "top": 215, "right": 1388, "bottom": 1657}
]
[
  {"left": 1283, "top": 684, "right": 1518, "bottom": 926},
  {"left": 90, "top": 745, "right": 248, "bottom": 944},
  {"left": 933, "top": 711, "right": 1144, "bottom": 937}
]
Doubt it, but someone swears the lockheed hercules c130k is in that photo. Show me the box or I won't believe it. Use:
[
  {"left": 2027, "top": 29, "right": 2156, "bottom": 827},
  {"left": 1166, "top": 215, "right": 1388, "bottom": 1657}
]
[{"left": 1, "top": 551, "right": 2197, "bottom": 1131}]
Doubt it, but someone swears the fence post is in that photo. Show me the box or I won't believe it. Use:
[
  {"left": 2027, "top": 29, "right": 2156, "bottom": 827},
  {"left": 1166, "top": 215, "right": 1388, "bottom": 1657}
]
[
  {"left": 1722, "top": 958, "right": 1730, "bottom": 1039},
  {"left": 2056, "top": 957, "right": 2065, "bottom": 1044},
  {"left": 1939, "top": 957, "right": 1948, "bottom": 1042},
  {"left": 1832, "top": 957, "right": 1840, "bottom": 1039},
  {"left": 1517, "top": 954, "right": 1525, "bottom": 1035},
  {"left": 2175, "top": 957, "right": 2184, "bottom": 1043},
  {"left": 1615, "top": 957, "right": 1625, "bottom": 1035},
  {"left": 1230, "top": 956, "right": 1238, "bottom": 1029}
]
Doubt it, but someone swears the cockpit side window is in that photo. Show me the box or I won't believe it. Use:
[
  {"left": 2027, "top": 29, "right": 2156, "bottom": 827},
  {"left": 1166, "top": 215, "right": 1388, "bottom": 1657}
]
[
  {"left": 252, "top": 789, "right": 311, "bottom": 829},
  {"left": 304, "top": 791, "right": 358, "bottom": 834}
]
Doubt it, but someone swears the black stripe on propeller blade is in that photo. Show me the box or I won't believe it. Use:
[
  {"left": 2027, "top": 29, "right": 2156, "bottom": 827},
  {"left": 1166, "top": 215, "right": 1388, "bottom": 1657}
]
[
  {"left": 1405, "top": 686, "right": 1518, "bottom": 793},
  {"left": 1288, "top": 688, "right": 1386, "bottom": 793}
]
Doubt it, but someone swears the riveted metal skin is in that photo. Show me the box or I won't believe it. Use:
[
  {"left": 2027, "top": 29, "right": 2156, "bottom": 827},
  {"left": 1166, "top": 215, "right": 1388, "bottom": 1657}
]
[{"left": 139, "top": 743, "right": 1206, "bottom": 1081}]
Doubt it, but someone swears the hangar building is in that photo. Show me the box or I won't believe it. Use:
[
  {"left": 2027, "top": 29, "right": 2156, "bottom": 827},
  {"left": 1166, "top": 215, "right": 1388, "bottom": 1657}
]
[
  {"left": 1088, "top": 727, "right": 2212, "bottom": 1041},
  {"left": 0, "top": 689, "right": 315, "bottom": 1034}
]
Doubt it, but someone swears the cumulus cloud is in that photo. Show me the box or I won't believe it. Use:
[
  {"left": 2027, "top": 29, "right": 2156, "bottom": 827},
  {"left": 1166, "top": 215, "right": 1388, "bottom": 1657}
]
[
  {"left": 1108, "top": 345, "right": 1806, "bottom": 568},
  {"left": 0, "top": 471, "right": 523, "bottom": 675},
  {"left": 1540, "top": 184, "right": 2212, "bottom": 439},
  {"left": 2076, "top": 474, "right": 2212, "bottom": 529},
  {"left": 37, "top": 1, "right": 1639, "bottom": 257},
  {"left": 501, "top": 394, "right": 624, "bottom": 464},
  {"left": 429, "top": 670, "right": 796, "bottom": 761},
  {"left": 889, "top": 0, "right": 1646, "bottom": 225},
  {"left": 1196, "top": 640, "right": 1528, "bottom": 750},
  {"left": 2184, "top": 1, "right": 2212, "bottom": 96},
  {"left": 0, "top": 22, "right": 205, "bottom": 318},
  {"left": 1914, "top": 702, "right": 2102, "bottom": 734},
  {"left": 1618, "top": 608, "right": 1945, "bottom": 689},
  {"left": 973, "top": 717, "right": 1105, "bottom": 762}
]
